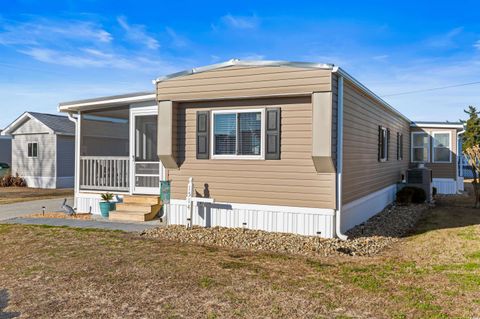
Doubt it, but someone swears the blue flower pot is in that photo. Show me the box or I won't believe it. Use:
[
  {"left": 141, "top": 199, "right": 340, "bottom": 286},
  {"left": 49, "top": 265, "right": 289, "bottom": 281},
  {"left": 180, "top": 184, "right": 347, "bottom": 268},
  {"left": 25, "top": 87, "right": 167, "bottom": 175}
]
[{"left": 99, "top": 201, "right": 111, "bottom": 218}]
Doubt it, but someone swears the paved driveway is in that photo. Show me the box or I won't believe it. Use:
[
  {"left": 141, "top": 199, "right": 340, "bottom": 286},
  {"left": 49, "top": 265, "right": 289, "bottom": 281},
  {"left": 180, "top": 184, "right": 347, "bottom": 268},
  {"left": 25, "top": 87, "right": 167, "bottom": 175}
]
[{"left": 0, "top": 197, "right": 74, "bottom": 220}]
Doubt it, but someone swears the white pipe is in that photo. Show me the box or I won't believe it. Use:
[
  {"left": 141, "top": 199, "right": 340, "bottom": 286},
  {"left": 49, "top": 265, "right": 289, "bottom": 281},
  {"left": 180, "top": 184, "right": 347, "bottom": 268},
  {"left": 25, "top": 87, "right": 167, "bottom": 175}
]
[
  {"left": 335, "top": 76, "right": 348, "bottom": 240},
  {"left": 67, "top": 112, "right": 81, "bottom": 199}
]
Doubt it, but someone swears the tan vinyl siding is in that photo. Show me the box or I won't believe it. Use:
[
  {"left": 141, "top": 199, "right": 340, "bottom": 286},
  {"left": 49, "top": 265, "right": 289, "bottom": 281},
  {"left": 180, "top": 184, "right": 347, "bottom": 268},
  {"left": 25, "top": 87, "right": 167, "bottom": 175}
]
[
  {"left": 167, "top": 96, "right": 336, "bottom": 209},
  {"left": 157, "top": 65, "right": 332, "bottom": 101},
  {"left": 410, "top": 127, "right": 457, "bottom": 179},
  {"left": 342, "top": 79, "right": 410, "bottom": 205}
]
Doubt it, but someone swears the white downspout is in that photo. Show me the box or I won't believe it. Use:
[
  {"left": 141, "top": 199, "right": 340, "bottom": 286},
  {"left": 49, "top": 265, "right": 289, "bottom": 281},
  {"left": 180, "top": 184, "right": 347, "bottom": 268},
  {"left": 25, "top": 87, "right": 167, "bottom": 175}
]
[
  {"left": 335, "top": 75, "right": 348, "bottom": 240},
  {"left": 67, "top": 112, "right": 80, "bottom": 205}
]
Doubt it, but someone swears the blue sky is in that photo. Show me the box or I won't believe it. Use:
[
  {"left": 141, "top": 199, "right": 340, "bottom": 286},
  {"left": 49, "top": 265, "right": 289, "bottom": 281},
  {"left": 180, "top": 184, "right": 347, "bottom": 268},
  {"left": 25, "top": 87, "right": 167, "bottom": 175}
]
[{"left": 1, "top": 0, "right": 480, "bottom": 128}]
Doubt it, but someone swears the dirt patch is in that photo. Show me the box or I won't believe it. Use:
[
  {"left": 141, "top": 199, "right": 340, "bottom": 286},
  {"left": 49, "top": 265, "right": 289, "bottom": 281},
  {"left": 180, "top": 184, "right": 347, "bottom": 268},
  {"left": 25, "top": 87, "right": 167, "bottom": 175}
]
[
  {"left": 25, "top": 212, "right": 92, "bottom": 220},
  {"left": 0, "top": 187, "right": 73, "bottom": 205}
]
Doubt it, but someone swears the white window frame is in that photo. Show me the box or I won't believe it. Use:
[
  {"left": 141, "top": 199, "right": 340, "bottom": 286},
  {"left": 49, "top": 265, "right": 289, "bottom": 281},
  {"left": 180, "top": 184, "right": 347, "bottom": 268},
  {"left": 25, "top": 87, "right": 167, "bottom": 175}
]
[
  {"left": 411, "top": 131, "right": 430, "bottom": 163},
  {"left": 210, "top": 108, "right": 265, "bottom": 160},
  {"left": 432, "top": 131, "right": 452, "bottom": 163},
  {"left": 379, "top": 127, "right": 388, "bottom": 162},
  {"left": 27, "top": 142, "right": 38, "bottom": 158}
]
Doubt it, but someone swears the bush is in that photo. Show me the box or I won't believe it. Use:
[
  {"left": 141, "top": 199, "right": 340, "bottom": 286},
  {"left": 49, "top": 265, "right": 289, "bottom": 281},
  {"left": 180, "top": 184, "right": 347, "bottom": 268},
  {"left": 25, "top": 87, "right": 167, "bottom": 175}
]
[
  {"left": 432, "top": 187, "right": 437, "bottom": 197},
  {"left": 0, "top": 173, "right": 26, "bottom": 188},
  {"left": 397, "top": 186, "right": 426, "bottom": 205}
]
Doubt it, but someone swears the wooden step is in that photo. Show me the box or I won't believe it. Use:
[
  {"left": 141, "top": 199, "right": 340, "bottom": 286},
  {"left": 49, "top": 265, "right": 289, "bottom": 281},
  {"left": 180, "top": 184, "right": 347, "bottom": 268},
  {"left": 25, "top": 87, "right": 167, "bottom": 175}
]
[
  {"left": 109, "top": 210, "right": 151, "bottom": 222},
  {"left": 116, "top": 202, "right": 152, "bottom": 213},
  {"left": 123, "top": 195, "right": 160, "bottom": 205}
]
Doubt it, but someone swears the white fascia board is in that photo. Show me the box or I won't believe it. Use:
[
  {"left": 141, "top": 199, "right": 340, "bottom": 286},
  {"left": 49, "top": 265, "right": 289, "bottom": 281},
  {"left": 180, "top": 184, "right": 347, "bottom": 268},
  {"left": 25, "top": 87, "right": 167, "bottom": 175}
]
[
  {"left": 58, "top": 93, "right": 156, "bottom": 112},
  {"left": 411, "top": 123, "right": 464, "bottom": 129},
  {"left": 2, "top": 112, "right": 54, "bottom": 135},
  {"left": 332, "top": 67, "right": 411, "bottom": 123}
]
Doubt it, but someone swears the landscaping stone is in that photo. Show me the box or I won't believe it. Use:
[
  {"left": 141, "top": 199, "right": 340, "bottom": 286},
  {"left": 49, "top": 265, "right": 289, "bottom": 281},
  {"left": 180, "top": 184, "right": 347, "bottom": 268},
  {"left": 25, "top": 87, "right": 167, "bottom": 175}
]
[{"left": 142, "top": 202, "right": 429, "bottom": 257}]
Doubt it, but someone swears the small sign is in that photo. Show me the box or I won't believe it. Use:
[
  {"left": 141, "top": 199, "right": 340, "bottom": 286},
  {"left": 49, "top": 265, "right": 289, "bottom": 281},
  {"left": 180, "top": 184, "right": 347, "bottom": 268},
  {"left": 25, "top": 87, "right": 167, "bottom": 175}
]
[{"left": 160, "top": 180, "right": 171, "bottom": 204}]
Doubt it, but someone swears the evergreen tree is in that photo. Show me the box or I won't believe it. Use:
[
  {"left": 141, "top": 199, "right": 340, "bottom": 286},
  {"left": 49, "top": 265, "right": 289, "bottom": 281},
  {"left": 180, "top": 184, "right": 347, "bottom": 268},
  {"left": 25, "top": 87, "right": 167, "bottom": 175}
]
[{"left": 462, "top": 106, "right": 480, "bottom": 152}]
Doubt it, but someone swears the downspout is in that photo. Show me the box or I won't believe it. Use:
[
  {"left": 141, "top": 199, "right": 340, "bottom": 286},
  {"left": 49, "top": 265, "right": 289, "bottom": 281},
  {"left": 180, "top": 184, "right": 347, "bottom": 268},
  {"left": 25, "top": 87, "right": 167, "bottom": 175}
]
[
  {"left": 457, "top": 130, "right": 465, "bottom": 192},
  {"left": 335, "top": 74, "right": 348, "bottom": 240},
  {"left": 67, "top": 112, "right": 80, "bottom": 200}
]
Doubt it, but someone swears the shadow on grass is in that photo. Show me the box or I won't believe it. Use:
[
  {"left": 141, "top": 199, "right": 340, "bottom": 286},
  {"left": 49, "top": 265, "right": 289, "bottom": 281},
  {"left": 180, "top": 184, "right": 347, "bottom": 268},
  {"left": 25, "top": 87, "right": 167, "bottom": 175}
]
[{"left": 0, "top": 289, "right": 20, "bottom": 319}]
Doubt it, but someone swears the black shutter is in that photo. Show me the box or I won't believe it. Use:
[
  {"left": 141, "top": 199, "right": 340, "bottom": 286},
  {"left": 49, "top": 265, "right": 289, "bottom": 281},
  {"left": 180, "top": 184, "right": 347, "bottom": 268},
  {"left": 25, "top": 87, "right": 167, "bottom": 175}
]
[
  {"left": 265, "top": 108, "right": 280, "bottom": 160},
  {"left": 196, "top": 111, "right": 210, "bottom": 159},
  {"left": 386, "top": 128, "right": 390, "bottom": 161},
  {"left": 378, "top": 126, "right": 382, "bottom": 162},
  {"left": 397, "top": 132, "right": 400, "bottom": 160}
]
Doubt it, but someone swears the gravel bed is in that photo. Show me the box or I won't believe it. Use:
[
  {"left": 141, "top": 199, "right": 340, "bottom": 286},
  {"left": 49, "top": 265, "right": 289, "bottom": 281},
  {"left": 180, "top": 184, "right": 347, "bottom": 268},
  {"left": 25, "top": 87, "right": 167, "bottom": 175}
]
[{"left": 142, "top": 202, "right": 429, "bottom": 257}]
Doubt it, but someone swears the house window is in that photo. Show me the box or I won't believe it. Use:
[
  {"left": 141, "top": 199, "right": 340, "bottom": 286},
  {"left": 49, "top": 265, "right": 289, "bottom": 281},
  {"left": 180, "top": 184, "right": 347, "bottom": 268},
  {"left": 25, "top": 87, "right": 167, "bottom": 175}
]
[
  {"left": 212, "top": 109, "right": 264, "bottom": 159},
  {"left": 411, "top": 132, "right": 429, "bottom": 162},
  {"left": 397, "top": 132, "right": 403, "bottom": 160},
  {"left": 379, "top": 127, "right": 389, "bottom": 162},
  {"left": 27, "top": 142, "right": 38, "bottom": 158},
  {"left": 432, "top": 132, "right": 451, "bottom": 163}
]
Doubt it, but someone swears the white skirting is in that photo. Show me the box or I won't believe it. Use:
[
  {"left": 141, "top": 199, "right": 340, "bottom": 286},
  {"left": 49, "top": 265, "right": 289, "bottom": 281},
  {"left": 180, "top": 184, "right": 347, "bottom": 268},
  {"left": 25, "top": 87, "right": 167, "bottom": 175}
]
[
  {"left": 23, "top": 176, "right": 56, "bottom": 189},
  {"left": 432, "top": 178, "right": 458, "bottom": 194},
  {"left": 341, "top": 184, "right": 397, "bottom": 233},
  {"left": 75, "top": 192, "right": 122, "bottom": 214},
  {"left": 166, "top": 200, "right": 336, "bottom": 238}
]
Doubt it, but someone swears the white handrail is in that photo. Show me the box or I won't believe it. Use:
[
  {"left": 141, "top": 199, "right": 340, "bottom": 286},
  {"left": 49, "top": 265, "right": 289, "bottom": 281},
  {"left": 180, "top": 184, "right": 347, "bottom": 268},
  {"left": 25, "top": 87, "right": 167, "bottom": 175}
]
[{"left": 79, "top": 156, "right": 130, "bottom": 191}]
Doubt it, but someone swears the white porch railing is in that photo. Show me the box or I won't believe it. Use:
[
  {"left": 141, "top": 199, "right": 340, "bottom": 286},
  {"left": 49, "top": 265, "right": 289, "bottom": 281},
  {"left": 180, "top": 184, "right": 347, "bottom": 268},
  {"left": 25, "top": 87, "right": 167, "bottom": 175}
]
[{"left": 80, "top": 156, "right": 130, "bottom": 191}]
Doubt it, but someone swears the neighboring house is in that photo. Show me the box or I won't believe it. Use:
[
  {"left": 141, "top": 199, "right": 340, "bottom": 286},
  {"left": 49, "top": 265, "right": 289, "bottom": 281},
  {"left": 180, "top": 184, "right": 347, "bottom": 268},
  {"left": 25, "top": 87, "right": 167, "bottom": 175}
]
[
  {"left": 410, "top": 122, "right": 465, "bottom": 193},
  {"left": 0, "top": 129, "right": 12, "bottom": 165},
  {"left": 58, "top": 60, "right": 464, "bottom": 238},
  {"left": 1, "top": 112, "right": 75, "bottom": 188}
]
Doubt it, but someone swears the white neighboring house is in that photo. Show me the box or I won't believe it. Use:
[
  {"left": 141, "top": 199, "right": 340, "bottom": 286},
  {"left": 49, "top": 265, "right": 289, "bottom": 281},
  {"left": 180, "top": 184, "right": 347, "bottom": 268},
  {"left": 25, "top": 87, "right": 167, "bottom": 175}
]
[
  {"left": 1, "top": 112, "right": 75, "bottom": 188},
  {"left": 0, "top": 129, "right": 12, "bottom": 165}
]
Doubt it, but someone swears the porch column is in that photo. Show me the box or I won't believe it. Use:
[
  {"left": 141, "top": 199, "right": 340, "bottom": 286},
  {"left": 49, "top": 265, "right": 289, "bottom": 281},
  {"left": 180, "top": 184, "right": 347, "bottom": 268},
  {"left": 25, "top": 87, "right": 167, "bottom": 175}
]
[{"left": 158, "top": 100, "right": 178, "bottom": 169}]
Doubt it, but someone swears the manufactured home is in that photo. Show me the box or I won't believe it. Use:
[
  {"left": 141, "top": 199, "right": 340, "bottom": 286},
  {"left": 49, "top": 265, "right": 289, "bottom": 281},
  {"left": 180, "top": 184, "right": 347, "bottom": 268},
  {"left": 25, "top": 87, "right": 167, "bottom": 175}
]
[
  {"left": 2, "top": 112, "right": 75, "bottom": 188},
  {"left": 59, "top": 60, "right": 464, "bottom": 238}
]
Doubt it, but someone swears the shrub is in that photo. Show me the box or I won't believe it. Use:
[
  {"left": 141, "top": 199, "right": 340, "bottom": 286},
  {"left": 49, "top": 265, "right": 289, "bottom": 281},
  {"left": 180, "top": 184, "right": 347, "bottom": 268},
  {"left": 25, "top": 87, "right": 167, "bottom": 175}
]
[
  {"left": 432, "top": 187, "right": 437, "bottom": 197},
  {"left": 403, "top": 186, "right": 427, "bottom": 203},
  {"left": 396, "top": 187, "right": 414, "bottom": 206},
  {"left": 0, "top": 174, "right": 26, "bottom": 187}
]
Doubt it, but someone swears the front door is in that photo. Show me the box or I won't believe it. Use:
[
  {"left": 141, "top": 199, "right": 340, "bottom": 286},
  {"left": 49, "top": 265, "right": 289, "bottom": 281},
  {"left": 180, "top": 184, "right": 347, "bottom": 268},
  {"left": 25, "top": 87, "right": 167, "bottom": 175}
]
[{"left": 132, "top": 112, "right": 162, "bottom": 194}]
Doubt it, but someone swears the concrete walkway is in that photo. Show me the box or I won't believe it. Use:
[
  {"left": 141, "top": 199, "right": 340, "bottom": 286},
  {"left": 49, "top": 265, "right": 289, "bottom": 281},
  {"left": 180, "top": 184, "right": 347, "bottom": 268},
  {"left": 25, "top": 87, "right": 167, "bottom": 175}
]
[
  {"left": 2, "top": 217, "right": 161, "bottom": 232},
  {"left": 0, "top": 197, "right": 74, "bottom": 220}
]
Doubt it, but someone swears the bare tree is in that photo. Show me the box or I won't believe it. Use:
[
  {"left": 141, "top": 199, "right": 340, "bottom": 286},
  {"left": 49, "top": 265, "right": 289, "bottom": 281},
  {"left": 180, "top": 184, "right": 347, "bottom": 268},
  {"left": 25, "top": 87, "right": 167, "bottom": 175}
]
[{"left": 464, "top": 146, "right": 480, "bottom": 208}]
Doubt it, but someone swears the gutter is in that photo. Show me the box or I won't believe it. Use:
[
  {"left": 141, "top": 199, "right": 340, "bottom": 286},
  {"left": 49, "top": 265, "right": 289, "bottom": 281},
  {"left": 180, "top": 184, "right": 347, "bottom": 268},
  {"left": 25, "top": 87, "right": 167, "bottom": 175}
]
[{"left": 335, "top": 75, "right": 348, "bottom": 240}]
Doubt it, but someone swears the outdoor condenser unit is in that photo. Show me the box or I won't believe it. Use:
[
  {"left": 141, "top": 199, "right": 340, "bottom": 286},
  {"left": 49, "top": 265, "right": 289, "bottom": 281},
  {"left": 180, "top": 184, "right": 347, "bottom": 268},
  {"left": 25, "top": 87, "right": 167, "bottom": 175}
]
[{"left": 406, "top": 165, "right": 432, "bottom": 202}]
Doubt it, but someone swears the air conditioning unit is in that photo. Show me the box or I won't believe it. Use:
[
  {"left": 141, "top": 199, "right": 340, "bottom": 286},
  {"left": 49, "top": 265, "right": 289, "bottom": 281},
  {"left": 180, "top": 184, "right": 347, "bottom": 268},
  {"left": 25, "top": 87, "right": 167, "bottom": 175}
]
[{"left": 406, "top": 165, "right": 432, "bottom": 202}]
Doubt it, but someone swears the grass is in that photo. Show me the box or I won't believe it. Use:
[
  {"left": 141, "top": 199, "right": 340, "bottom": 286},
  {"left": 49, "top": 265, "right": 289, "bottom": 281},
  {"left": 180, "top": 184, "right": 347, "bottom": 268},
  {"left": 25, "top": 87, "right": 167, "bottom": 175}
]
[
  {"left": 0, "top": 187, "right": 479, "bottom": 317},
  {"left": 0, "top": 187, "right": 73, "bottom": 204}
]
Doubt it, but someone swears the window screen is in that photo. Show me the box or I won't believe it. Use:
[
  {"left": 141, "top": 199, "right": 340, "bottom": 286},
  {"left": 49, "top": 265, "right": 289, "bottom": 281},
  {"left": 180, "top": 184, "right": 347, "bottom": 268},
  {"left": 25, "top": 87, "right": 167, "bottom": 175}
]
[
  {"left": 412, "top": 133, "right": 429, "bottom": 162},
  {"left": 433, "top": 133, "right": 450, "bottom": 162},
  {"left": 27, "top": 142, "right": 38, "bottom": 158},
  {"left": 213, "top": 111, "right": 262, "bottom": 156}
]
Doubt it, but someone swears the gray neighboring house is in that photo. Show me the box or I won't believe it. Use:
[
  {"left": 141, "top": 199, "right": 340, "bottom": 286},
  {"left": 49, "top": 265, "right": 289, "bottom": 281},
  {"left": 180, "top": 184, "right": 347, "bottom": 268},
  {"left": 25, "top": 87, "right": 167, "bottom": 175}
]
[
  {"left": 1, "top": 112, "right": 75, "bottom": 188},
  {"left": 0, "top": 129, "right": 12, "bottom": 165}
]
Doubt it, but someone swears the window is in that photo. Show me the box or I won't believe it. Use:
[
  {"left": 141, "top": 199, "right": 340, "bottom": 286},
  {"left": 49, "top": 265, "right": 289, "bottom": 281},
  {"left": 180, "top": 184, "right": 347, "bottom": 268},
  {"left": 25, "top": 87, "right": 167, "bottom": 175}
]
[
  {"left": 432, "top": 132, "right": 451, "bottom": 163},
  {"left": 397, "top": 132, "right": 403, "bottom": 160},
  {"left": 378, "top": 126, "right": 389, "bottom": 162},
  {"left": 411, "top": 132, "right": 429, "bottom": 162},
  {"left": 212, "top": 109, "right": 264, "bottom": 159},
  {"left": 27, "top": 142, "right": 38, "bottom": 158}
]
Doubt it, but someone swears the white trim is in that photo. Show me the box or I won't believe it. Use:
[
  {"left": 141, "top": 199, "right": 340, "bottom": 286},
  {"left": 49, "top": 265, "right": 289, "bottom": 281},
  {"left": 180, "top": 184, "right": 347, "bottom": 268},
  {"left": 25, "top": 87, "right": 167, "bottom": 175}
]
[
  {"left": 210, "top": 108, "right": 265, "bottom": 160},
  {"left": 411, "top": 122, "right": 464, "bottom": 129},
  {"left": 59, "top": 93, "right": 156, "bottom": 112},
  {"left": 2, "top": 112, "right": 55, "bottom": 135},
  {"left": 411, "top": 131, "right": 430, "bottom": 163},
  {"left": 341, "top": 184, "right": 397, "bottom": 232},
  {"left": 432, "top": 131, "right": 452, "bottom": 163}
]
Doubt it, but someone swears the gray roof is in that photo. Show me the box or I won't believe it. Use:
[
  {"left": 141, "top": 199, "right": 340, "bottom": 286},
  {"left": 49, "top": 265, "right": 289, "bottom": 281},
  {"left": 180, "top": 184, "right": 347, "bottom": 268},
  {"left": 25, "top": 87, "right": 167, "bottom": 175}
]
[{"left": 28, "top": 112, "right": 75, "bottom": 135}]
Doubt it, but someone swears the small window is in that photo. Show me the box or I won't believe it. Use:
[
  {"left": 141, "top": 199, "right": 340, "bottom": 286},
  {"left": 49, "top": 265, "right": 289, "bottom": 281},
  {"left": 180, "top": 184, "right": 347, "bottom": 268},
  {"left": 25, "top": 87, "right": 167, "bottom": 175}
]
[
  {"left": 432, "top": 132, "right": 451, "bottom": 163},
  {"left": 411, "top": 132, "right": 429, "bottom": 162},
  {"left": 378, "top": 127, "right": 389, "bottom": 162},
  {"left": 397, "top": 132, "right": 403, "bottom": 160},
  {"left": 27, "top": 142, "right": 38, "bottom": 158},
  {"left": 212, "top": 109, "right": 264, "bottom": 159}
]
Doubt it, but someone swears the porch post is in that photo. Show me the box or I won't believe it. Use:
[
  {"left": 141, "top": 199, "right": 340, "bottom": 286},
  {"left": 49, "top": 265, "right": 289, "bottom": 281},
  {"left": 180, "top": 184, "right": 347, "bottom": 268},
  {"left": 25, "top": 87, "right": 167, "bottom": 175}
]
[{"left": 75, "top": 111, "right": 81, "bottom": 196}]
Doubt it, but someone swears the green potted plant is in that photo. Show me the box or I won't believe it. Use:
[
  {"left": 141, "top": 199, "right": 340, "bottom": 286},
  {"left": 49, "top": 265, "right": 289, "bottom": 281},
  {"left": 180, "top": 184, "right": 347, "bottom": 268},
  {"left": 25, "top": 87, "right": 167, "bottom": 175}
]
[{"left": 99, "top": 193, "right": 115, "bottom": 217}]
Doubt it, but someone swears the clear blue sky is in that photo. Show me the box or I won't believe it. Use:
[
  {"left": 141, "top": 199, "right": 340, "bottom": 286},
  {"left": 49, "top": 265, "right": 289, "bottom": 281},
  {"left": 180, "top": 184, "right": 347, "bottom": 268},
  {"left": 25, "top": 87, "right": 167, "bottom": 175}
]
[{"left": 1, "top": 0, "right": 480, "bottom": 128}]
